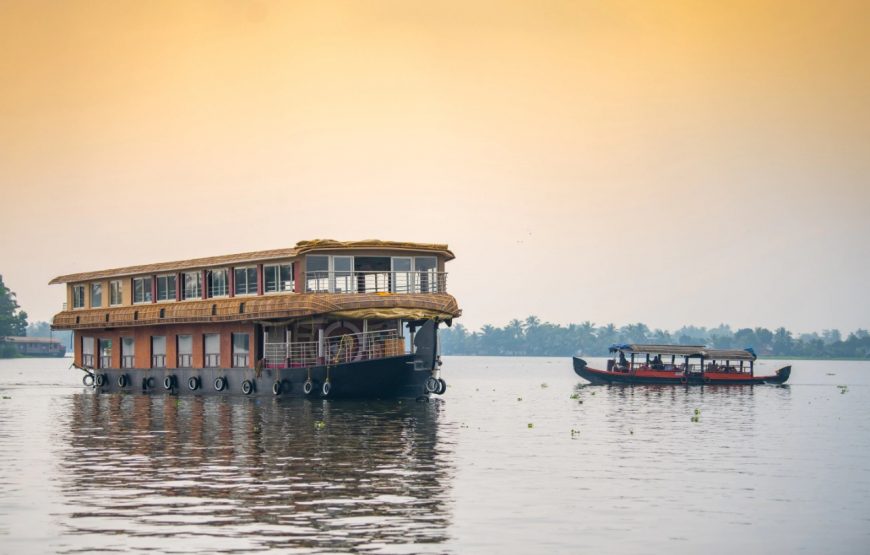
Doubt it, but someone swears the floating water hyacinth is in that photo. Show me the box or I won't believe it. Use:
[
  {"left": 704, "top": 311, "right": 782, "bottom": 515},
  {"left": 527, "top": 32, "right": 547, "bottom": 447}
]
[
  {"left": 527, "top": 423, "right": 534, "bottom": 428},
  {"left": 540, "top": 383, "right": 548, "bottom": 388},
  {"left": 570, "top": 393, "right": 580, "bottom": 400},
  {"left": 314, "top": 420, "right": 326, "bottom": 429}
]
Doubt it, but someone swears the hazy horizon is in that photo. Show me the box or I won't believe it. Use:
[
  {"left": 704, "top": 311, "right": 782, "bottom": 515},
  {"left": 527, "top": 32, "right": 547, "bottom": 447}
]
[{"left": 2, "top": 1, "right": 869, "bottom": 334}]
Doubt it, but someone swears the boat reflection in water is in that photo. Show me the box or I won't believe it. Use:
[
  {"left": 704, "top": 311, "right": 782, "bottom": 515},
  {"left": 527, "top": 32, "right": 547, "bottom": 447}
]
[{"left": 59, "top": 394, "right": 454, "bottom": 553}]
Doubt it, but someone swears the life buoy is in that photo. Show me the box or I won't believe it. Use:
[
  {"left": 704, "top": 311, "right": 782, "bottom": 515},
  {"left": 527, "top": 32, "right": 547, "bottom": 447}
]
[
  {"left": 188, "top": 376, "right": 200, "bottom": 391},
  {"left": 272, "top": 381, "right": 282, "bottom": 395},
  {"left": 118, "top": 374, "right": 128, "bottom": 388},
  {"left": 214, "top": 377, "right": 227, "bottom": 392},
  {"left": 163, "top": 375, "right": 176, "bottom": 390},
  {"left": 241, "top": 380, "right": 253, "bottom": 395},
  {"left": 321, "top": 380, "right": 332, "bottom": 397},
  {"left": 303, "top": 380, "right": 315, "bottom": 395},
  {"left": 82, "top": 373, "right": 94, "bottom": 387},
  {"left": 425, "top": 377, "right": 440, "bottom": 393}
]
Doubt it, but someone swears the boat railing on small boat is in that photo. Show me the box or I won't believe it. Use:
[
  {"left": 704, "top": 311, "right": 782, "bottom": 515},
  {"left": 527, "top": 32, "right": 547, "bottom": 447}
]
[{"left": 574, "top": 343, "right": 791, "bottom": 385}]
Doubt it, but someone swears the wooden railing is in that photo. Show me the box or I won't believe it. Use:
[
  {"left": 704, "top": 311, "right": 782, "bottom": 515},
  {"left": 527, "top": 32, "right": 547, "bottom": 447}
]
[{"left": 305, "top": 271, "right": 446, "bottom": 294}]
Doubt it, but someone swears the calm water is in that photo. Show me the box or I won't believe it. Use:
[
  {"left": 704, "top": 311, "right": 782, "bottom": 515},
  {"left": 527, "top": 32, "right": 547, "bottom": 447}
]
[{"left": 1, "top": 356, "right": 869, "bottom": 554}]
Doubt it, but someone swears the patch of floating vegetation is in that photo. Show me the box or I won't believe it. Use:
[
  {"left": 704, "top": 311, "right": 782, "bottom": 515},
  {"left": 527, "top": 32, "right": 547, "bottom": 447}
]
[
  {"left": 540, "top": 383, "right": 548, "bottom": 388},
  {"left": 838, "top": 385, "right": 849, "bottom": 394},
  {"left": 691, "top": 408, "right": 701, "bottom": 423},
  {"left": 527, "top": 423, "right": 534, "bottom": 429},
  {"left": 314, "top": 420, "right": 326, "bottom": 430}
]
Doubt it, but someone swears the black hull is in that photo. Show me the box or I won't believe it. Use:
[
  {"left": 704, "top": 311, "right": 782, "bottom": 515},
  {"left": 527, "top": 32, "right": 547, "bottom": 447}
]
[
  {"left": 85, "top": 355, "right": 440, "bottom": 399},
  {"left": 573, "top": 357, "right": 791, "bottom": 385}
]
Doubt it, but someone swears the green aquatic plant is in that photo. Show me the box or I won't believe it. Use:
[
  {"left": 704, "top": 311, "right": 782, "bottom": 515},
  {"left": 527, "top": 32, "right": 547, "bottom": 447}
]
[
  {"left": 517, "top": 397, "right": 523, "bottom": 401},
  {"left": 540, "top": 383, "right": 548, "bottom": 388},
  {"left": 314, "top": 420, "right": 326, "bottom": 430},
  {"left": 837, "top": 385, "right": 848, "bottom": 394},
  {"left": 694, "top": 408, "right": 701, "bottom": 416},
  {"left": 570, "top": 393, "right": 580, "bottom": 400},
  {"left": 527, "top": 422, "right": 534, "bottom": 429}
]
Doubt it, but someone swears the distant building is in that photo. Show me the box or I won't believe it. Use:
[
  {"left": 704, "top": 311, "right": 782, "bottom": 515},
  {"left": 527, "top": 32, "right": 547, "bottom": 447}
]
[{"left": 0, "top": 336, "right": 67, "bottom": 358}]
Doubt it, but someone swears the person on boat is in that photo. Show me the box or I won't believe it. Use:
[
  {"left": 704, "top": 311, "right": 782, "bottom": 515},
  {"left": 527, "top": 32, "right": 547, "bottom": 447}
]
[
  {"left": 707, "top": 361, "right": 719, "bottom": 372},
  {"left": 617, "top": 351, "right": 629, "bottom": 371}
]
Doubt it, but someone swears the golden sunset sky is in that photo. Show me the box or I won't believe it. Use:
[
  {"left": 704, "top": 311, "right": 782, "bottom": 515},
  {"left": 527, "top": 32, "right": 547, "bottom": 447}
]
[{"left": 1, "top": 1, "right": 869, "bottom": 332}]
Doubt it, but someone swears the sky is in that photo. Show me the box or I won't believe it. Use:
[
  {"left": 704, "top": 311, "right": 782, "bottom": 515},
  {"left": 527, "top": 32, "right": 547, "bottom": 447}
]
[{"left": 1, "top": 0, "right": 869, "bottom": 334}]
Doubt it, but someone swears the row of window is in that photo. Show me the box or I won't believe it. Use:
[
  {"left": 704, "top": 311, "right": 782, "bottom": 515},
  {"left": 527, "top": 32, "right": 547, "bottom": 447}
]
[
  {"left": 72, "top": 263, "right": 294, "bottom": 309},
  {"left": 81, "top": 334, "right": 250, "bottom": 369}
]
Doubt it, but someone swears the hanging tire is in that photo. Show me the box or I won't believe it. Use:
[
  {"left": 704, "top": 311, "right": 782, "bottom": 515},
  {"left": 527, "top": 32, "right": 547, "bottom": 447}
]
[
  {"left": 425, "top": 377, "right": 439, "bottom": 393},
  {"left": 82, "top": 373, "right": 94, "bottom": 387},
  {"left": 95, "top": 374, "right": 106, "bottom": 387},
  {"left": 214, "top": 377, "right": 226, "bottom": 392},
  {"left": 163, "top": 375, "right": 176, "bottom": 390},
  {"left": 272, "top": 381, "right": 282, "bottom": 395},
  {"left": 242, "top": 380, "right": 253, "bottom": 395},
  {"left": 436, "top": 378, "right": 447, "bottom": 395},
  {"left": 118, "top": 374, "right": 128, "bottom": 388},
  {"left": 188, "top": 376, "right": 200, "bottom": 391},
  {"left": 303, "top": 380, "right": 314, "bottom": 395},
  {"left": 321, "top": 381, "right": 332, "bottom": 397},
  {"left": 146, "top": 376, "right": 156, "bottom": 389}
]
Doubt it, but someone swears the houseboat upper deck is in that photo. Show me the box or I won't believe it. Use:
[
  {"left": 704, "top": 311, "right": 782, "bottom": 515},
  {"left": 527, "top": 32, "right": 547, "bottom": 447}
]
[{"left": 50, "top": 239, "right": 461, "bottom": 398}]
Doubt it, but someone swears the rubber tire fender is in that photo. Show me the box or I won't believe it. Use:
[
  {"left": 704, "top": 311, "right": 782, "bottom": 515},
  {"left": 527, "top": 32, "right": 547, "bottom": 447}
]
[
  {"left": 241, "top": 380, "right": 254, "bottom": 395},
  {"left": 83, "top": 373, "right": 95, "bottom": 387},
  {"left": 146, "top": 376, "right": 156, "bottom": 390},
  {"left": 321, "top": 381, "right": 332, "bottom": 397},
  {"left": 436, "top": 378, "right": 447, "bottom": 395},
  {"left": 95, "top": 373, "right": 106, "bottom": 388},
  {"left": 303, "top": 380, "right": 315, "bottom": 395},
  {"left": 188, "top": 376, "right": 200, "bottom": 391},
  {"left": 272, "top": 381, "right": 282, "bottom": 395},
  {"left": 425, "top": 377, "right": 440, "bottom": 393},
  {"left": 163, "top": 375, "right": 176, "bottom": 390},
  {"left": 118, "top": 374, "right": 128, "bottom": 388},
  {"left": 214, "top": 377, "right": 227, "bottom": 392}
]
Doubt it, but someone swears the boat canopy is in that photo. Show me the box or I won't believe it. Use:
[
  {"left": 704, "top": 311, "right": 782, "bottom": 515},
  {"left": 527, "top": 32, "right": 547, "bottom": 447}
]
[{"left": 609, "top": 344, "right": 757, "bottom": 361}]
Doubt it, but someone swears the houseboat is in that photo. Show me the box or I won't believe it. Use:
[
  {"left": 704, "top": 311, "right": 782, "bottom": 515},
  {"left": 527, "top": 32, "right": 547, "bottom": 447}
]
[
  {"left": 0, "top": 336, "right": 67, "bottom": 358},
  {"left": 50, "top": 239, "right": 461, "bottom": 398},
  {"left": 573, "top": 344, "right": 791, "bottom": 385}
]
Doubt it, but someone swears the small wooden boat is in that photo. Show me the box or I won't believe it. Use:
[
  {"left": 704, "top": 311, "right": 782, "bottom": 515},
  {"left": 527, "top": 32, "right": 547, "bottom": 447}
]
[{"left": 573, "top": 344, "right": 790, "bottom": 385}]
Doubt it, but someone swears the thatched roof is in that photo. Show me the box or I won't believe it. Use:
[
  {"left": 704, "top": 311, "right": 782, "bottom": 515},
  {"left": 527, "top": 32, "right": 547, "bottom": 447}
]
[
  {"left": 610, "top": 343, "right": 756, "bottom": 361},
  {"left": 51, "top": 292, "right": 461, "bottom": 330},
  {"left": 49, "top": 239, "right": 454, "bottom": 284}
]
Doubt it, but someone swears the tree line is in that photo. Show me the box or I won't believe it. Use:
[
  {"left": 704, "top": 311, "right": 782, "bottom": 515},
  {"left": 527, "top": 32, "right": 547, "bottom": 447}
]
[{"left": 440, "top": 316, "right": 870, "bottom": 359}]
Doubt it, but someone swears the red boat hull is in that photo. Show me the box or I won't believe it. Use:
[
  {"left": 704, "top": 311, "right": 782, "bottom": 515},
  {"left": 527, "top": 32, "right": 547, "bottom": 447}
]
[{"left": 573, "top": 357, "right": 790, "bottom": 385}]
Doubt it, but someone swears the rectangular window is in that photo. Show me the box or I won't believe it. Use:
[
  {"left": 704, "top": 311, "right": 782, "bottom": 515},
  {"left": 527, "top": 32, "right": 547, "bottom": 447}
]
[
  {"left": 415, "top": 257, "right": 438, "bottom": 292},
  {"left": 207, "top": 269, "right": 228, "bottom": 297},
  {"left": 183, "top": 272, "right": 202, "bottom": 300},
  {"left": 264, "top": 263, "right": 293, "bottom": 293},
  {"left": 81, "top": 336, "right": 94, "bottom": 367},
  {"left": 121, "top": 337, "right": 135, "bottom": 368},
  {"left": 204, "top": 334, "right": 220, "bottom": 367},
  {"left": 151, "top": 336, "right": 166, "bottom": 368},
  {"left": 392, "top": 257, "right": 412, "bottom": 293},
  {"left": 232, "top": 333, "right": 250, "bottom": 368},
  {"left": 91, "top": 283, "right": 102, "bottom": 308},
  {"left": 306, "top": 255, "right": 329, "bottom": 292},
  {"left": 333, "top": 256, "right": 353, "bottom": 293},
  {"left": 234, "top": 267, "right": 258, "bottom": 296},
  {"left": 177, "top": 335, "right": 193, "bottom": 368},
  {"left": 110, "top": 280, "right": 123, "bottom": 306},
  {"left": 133, "top": 277, "right": 153, "bottom": 304},
  {"left": 99, "top": 338, "right": 112, "bottom": 369},
  {"left": 72, "top": 285, "right": 85, "bottom": 309},
  {"left": 156, "top": 274, "right": 176, "bottom": 302}
]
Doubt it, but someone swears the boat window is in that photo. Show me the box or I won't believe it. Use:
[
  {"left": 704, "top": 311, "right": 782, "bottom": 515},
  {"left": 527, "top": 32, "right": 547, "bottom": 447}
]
[
  {"left": 151, "top": 336, "right": 166, "bottom": 368},
  {"left": 156, "top": 274, "right": 176, "bottom": 301},
  {"left": 133, "top": 277, "right": 153, "bottom": 304},
  {"left": 415, "top": 257, "right": 438, "bottom": 292},
  {"left": 90, "top": 283, "right": 102, "bottom": 308},
  {"left": 392, "top": 258, "right": 412, "bottom": 293},
  {"left": 121, "top": 337, "right": 134, "bottom": 368},
  {"left": 264, "top": 263, "right": 293, "bottom": 293},
  {"left": 234, "top": 267, "right": 258, "bottom": 296},
  {"left": 182, "top": 272, "right": 202, "bottom": 300},
  {"left": 98, "top": 339, "right": 112, "bottom": 368},
  {"left": 81, "top": 336, "right": 94, "bottom": 366},
  {"left": 334, "top": 257, "right": 353, "bottom": 293},
  {"left": 306, "top": 256, "right": 329, "bottom": 292},
  {"left": 109, "top": 280, "right": 123, "bottom": 306},
  {"left": 72, "top": 285, "right": 85, "bottom": 309},
  {"left": 207, "top": 269, "right": 228, "bottom": 297},
  {"left": 177, "top": 335, "right": 192, "bottom": 368},
  {"left": 232, "top": 333, "right": 250, "bottom": 368},
  {"left": 204, "top": 333, "right": 220, "bottom": 367}
]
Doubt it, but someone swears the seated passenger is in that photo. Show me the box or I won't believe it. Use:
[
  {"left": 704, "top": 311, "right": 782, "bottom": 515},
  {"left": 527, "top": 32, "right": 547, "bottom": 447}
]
[
  {"left": 651, "top": 354, "right": 664, "bottom": 370},
  {"left": 617, "top": 352, "right": 629, "bottom": 371}
]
